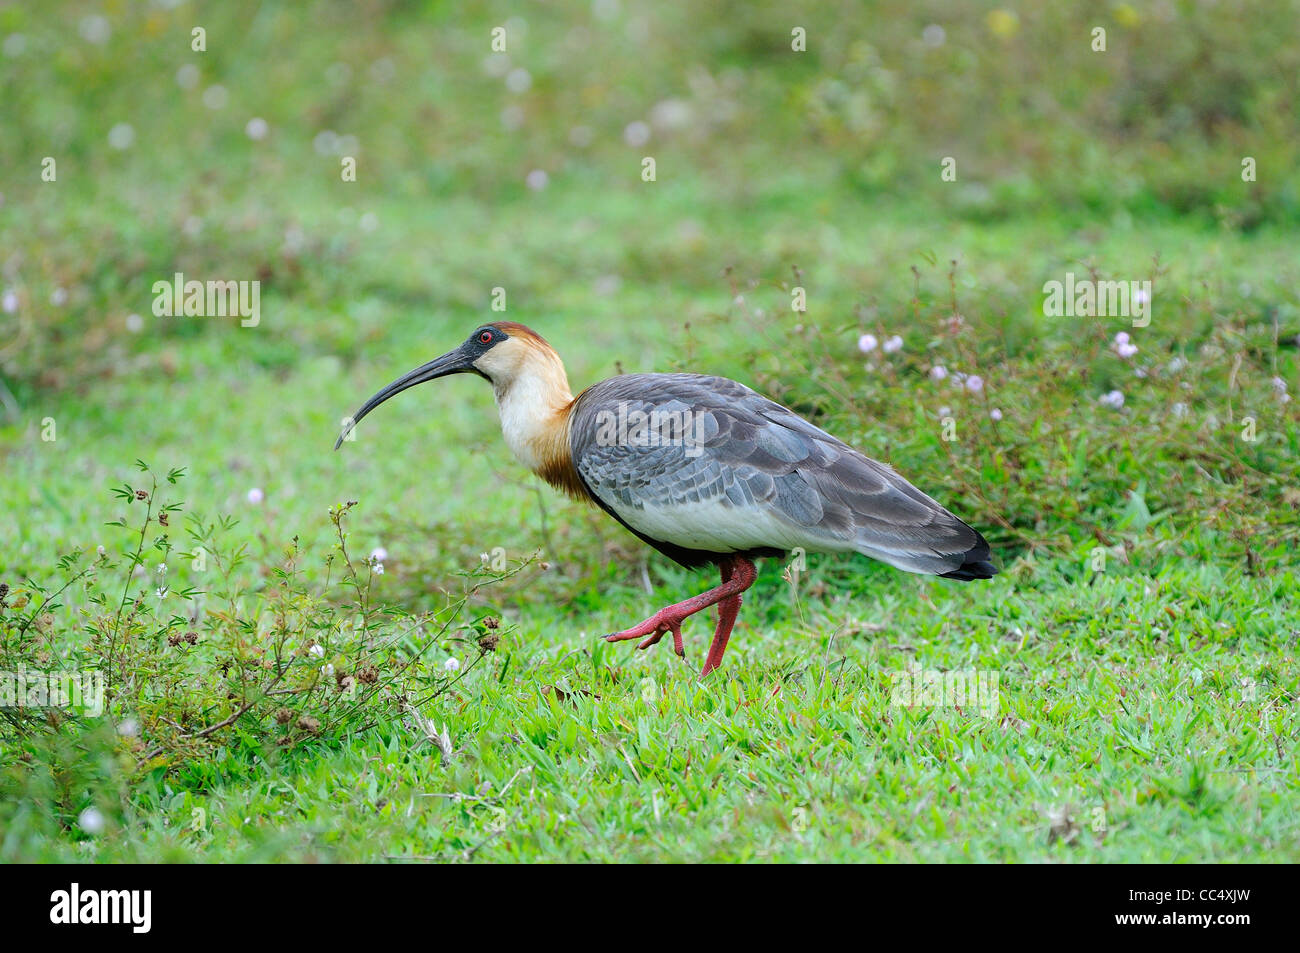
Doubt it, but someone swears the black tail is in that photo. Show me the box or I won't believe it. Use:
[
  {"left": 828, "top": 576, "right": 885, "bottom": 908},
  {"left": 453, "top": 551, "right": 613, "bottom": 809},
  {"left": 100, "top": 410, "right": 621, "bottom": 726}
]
[
  {"left": 938, "top": 534, "right": 999, "bottom": 581},
  {"left": 939, "top": 559, "right": 999, "bottom": 581}
]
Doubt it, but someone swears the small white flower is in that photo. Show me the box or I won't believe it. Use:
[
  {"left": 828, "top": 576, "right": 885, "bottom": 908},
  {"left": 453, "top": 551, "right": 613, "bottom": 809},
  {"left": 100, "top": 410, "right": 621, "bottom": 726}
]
[
  {"left": 623, "top": 120, "right": 651, "bottom": 147},
  {"left": 929, "top": 365, "right": 948, "bottom": 381},
  {"left": 117, "top": 718, "right": 139, "bottom": 738},
  {"left": 313, "top": 130, "right": 340, "bottom": 156},
  {"left": 1271, "top": 376, "right": 1287, "bottom": 394},
  {"left": 938, "top": 406, "right": 951, "bottom": 417},
  {"left": 308, "top": 643, "right": 325, "bottom": 659},
  {"left": 989, "top": 408, "right": 1003, "bottom": 421},
  {"left": 245, "top": 117, "right": 269, "bottom": 140},
  {"left": 370, "top": 546, "right": 388, "bottom": 562},
  {"left": 1172, "top": 402, "right": 1189, "bottom": 418},
  {"left": 78, "top": 807, "right": 106, "bottom": 835},
  {"left": 444, "top": 657, "right": 461, "bottom": 673},
  {"left": 857, "top": 333, "right": 878, "bottom": 353},
  {"left": 108, "top": 123, "right": 135, "bottom": 150},
  {"left": 373, "top": 563, "right": 385, "bottom": 575},
  {"left": 500, "top": 104, "right": 524, "bottom": 130},
  {"left": 965, "top": 375, "right": 984, "bottom": 393},
  {"left": 1, "top": 289, "right": 16, "bottom": 313},
  {"left": 1114, "top": 331, "right": 1130, "bottom": 345},
  {"left": 505, "top": 67, "right": 532, "bottom": 93},
  {"left": 247, "top": 487, "right": 264, "bottom": 504},
  {"left": 1115, "top": 339, "right": 1138, "bottom": 358},
  {"left": 322, "top": 663, "right": 335, "bottom": 677},
  {"left": 79, "top": 15, "right": 110, "bottom": 45},
  {"left": 202, "top": 85, "right": 228, "bottom": 110},
  {"left": 882, "top": 335, "right": 904, "bottom": 354},
  {"left": 1099, "top": 390, "right": 1125, "bottom": 409},
  {"left": 650, "top": 98, "right": 692, "bottom": 130},
  {"left": 525, "top": 169, "right": 549, "bottom": 191},
  {"left": 125, "top": 313, "right": 144, "bottom": 333}
]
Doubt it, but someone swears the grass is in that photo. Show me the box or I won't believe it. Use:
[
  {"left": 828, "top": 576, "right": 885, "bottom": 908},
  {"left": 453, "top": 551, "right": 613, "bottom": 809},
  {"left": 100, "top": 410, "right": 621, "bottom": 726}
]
[{"left": 1, "top": 1, "right": 1297, "bottom": 863}]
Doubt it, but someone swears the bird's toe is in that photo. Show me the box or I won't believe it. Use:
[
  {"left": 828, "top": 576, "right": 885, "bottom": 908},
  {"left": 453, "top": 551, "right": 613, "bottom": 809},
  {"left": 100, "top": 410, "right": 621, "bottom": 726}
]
[{"left": 636, "top": 630, "right": 665, "bottom": 651}]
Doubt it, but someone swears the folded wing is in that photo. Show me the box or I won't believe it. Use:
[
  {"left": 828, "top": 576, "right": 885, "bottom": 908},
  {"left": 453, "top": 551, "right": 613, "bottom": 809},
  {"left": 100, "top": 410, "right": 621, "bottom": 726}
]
[{"left": 570, "top": 373, "right": 995, "bottom": 577}]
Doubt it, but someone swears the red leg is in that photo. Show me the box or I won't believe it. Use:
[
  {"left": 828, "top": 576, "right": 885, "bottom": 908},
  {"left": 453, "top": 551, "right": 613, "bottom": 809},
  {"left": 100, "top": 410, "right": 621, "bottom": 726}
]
[
  {"left": 605, "top": 556, "right": 757, "bottom": 676},
  {"left": 701, "top": 559, "right": 755, "bottom": 678}
]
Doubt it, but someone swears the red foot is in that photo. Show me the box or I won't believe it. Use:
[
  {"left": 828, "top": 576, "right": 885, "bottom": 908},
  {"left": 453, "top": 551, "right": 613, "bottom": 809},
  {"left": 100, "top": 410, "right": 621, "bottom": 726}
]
[
  {"left": 604, "top": 610, "right": 686, "bottom": 656},
  {"left": 604, "top": 555, "right": 757, "bottom": 678}
]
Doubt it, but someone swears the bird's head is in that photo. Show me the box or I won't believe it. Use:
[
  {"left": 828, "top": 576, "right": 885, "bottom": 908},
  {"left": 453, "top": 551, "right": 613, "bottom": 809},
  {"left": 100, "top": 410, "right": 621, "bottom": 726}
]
[{"left": 334, "top": 322, "right": 566, "bottom": 448}]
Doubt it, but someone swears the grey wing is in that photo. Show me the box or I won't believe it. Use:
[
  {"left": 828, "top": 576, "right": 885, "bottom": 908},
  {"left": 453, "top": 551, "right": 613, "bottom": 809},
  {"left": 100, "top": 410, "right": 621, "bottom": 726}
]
[{"left": 570, "top": 373, "right": 994, "bottom": 576}]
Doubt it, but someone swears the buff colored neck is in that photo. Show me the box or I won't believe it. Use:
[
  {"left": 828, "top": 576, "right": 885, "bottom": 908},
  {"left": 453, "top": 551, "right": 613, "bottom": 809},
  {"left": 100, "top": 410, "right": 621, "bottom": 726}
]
[{"left": 492, "top": 344, "right": 580, "bottom": 492}]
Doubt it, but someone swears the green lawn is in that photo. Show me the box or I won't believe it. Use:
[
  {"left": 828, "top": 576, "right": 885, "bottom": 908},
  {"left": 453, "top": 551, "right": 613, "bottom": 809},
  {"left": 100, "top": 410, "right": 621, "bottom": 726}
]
[{"left": 1, "top": 1, "right": 1297, "bottom": 862}]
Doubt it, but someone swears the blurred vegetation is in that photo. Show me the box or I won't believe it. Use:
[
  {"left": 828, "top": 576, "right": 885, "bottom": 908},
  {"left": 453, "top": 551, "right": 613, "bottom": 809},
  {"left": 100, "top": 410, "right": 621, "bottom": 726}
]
[{"left": 2, "top": 0, "right": 1298, "bottom": 391}]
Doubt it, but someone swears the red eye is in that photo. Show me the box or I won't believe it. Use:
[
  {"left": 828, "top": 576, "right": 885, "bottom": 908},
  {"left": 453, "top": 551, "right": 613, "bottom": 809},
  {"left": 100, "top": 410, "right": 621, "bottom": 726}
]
[{"left": 479, "top": 330, "right": 493, "bottom": 344}]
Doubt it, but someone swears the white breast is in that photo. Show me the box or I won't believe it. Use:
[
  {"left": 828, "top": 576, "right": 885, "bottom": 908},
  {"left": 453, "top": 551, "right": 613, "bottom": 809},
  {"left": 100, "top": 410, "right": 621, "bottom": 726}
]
[
  {"left": 494, "top": 373, "right": 564, "bottom": 472},
  {"left": 601, "top": 494, "right": 857, "bottom": 556}
]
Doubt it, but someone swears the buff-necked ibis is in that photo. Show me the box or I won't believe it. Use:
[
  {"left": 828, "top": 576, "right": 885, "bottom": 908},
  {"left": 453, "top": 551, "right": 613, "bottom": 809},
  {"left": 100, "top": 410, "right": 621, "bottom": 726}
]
[{"left": 336, "top": 322, "right": 997, "bottom": 677}]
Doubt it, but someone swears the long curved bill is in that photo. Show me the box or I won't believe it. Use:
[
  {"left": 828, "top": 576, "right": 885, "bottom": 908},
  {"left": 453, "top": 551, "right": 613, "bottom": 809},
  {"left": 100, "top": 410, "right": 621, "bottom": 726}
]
[{"left": 334, "top": 345, "right": 473, "bottom": 449}]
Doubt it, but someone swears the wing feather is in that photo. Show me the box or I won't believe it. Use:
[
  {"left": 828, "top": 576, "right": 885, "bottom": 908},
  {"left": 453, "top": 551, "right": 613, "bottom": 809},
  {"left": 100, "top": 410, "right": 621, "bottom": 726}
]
[{"left": 570, "top": 373, "right": 994, "bottom": 575}]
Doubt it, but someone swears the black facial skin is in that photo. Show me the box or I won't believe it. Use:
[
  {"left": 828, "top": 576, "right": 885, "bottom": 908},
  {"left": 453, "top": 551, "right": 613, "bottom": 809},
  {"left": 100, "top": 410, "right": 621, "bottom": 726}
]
[
  {"left": 464, "top": 325, "right": 510, "bottom": 378},
  {"left": 333, "top": 325, "right": 510, "bottom": 448}
]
